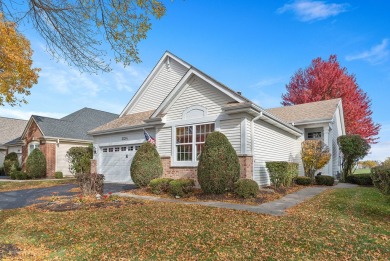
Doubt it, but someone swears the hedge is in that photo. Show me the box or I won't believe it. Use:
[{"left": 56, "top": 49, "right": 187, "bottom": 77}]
[
  {"left": 168, "top": 179, "right": 195, "bottom": 197},
  {"left": 295, "top": 176, "right": 312, "bottom": 186},
  {"left": 315, "top": 175, "right": 335, "bottom": 186},
  {"left": 346, "top": 174, "right": 373, "bottom": 186},
  {"left": 149, "top": 178, "right": 173, "bottom": 194},
  {"left": 266, "top": 161, "right": 298, "bottom": 188},
  {"left": 234, "top": 179, "right": 259, "bottom": 198},
  {"left": 371, "top": 166, "right": 390, "bottom": 195}
]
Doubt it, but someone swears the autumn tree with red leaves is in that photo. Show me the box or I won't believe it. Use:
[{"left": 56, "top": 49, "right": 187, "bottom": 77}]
[{"left": 282, "top": 55, "right": 380, "bottom": 144}]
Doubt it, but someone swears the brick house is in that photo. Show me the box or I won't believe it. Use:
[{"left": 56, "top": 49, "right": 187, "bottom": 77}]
[
  {"left": 20, "top": 108, "right": 118, "bottom": 177},
  {"left": 89, "top": 52, "right": 345, "bottom": 185}
]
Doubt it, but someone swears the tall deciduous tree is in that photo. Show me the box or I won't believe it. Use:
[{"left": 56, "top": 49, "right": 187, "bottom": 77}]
[
  {"left": 282, "top": 55, "right": 380, "bottom": 144},
  {"left": 0, "top": 0, "right": 166, "bottom": 73},
  {"left": 0, "top": 13, "right": 40, "bottom": 106}
]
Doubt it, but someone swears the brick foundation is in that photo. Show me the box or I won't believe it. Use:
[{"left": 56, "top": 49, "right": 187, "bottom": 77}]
[{"left": 161, "top": 155, "right": 254, "bottom": 184}]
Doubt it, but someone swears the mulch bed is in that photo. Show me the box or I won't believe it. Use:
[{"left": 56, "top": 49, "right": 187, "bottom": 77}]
[
  {"left": 126, "top": 185, "right": 306, "bottom": 205},
  {"left": 0, "top": 243, "right": 20, "bottom": 259},
  {"left": 34, "top": 197, "right": 144, "bottom": 212}
]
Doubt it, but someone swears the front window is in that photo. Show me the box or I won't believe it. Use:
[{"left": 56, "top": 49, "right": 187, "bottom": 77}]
[
  {"left": 307, "top": 132, "right": 322, "bottom": 139},
  {"left": 28, "top": 141, "right": 40, "bottom": 155},
  {"left": 176, "top": 123, "right": 215, "bottom": 162}
]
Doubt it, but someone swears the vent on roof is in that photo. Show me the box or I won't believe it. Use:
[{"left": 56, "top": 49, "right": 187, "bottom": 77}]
[{"left": 237, "top": 91, "right": 242, "bottom": 95}]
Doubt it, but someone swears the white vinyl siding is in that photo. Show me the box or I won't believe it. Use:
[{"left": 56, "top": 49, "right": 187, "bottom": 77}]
[
  {"left": 131, "top": 59, "right": 188, "bottom": 114},
  {"left": 245, "top": 117, "right": 252, "bottom": 154},
  {"left": 253, "top": 120, "right": 300, "bottom": 186},
  {"left": 332, "top": 109, "right": 341, "bottom": 177},
  {"left": 157, "top": 127, "right": 172, "bottom": 156},
  {"left": 166, "top": 77, "right": 235, "bottom": 122},
  {"left": 220, "top": 118, "right": 241, "bottom": 154},
  {"left": 56, "top": 143, "right": 86, "bottom": 177}
]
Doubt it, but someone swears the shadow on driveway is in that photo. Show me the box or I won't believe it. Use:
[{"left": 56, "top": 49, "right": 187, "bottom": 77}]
[{"left": 0, "top": 183, "right": 136, "bottom": 210}]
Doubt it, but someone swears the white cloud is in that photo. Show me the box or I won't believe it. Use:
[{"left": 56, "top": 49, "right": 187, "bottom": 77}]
[
  {"left": 250, "top": 77, "right": 286, "bottom": 88},
  {"left": 0, "top": 108, "right": 66, "bottom": 120},
  {"left": 346, "top": 39, "right": 389, "bottom": 64},
  {"left": 277, "top": 0, "right": 348, "bottom": 22}
]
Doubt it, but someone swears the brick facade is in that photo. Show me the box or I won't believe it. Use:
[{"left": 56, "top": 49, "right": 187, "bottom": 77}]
[
  {"left": 22, "top": 121, "right": 57, "bottom": 177},
  {"left": 161, "top": 155, "right": 253, "bottom": 185}
]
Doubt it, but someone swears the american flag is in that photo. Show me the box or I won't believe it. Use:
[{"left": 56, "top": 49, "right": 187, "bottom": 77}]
[{"left": 144, "top": 129, "right": 156, "bottom": 145}]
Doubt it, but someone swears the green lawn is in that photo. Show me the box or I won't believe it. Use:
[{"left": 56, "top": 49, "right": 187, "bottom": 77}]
[
  {"left": 0, "top": 187, "right": 389, "bottom": 260},
  {"left": 0, "top": 179, "right": 76, "bottom": 192},
  {"left": 353, "top": 168, "right": 371, "bottom": 174}
]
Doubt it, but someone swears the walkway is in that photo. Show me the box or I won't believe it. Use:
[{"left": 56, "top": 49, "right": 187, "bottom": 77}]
[{"left": 116, "top": 183, "right": 358, "bottom": 216}]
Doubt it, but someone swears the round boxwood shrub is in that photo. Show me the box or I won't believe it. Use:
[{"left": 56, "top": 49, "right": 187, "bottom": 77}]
[
  {"left": 15, "top": 171, "right": 28, "bottom": 180},
  {"left": 55, "top": 171, "right": 64, "bottom": 179},
  {"left": 149, "top": 178, "right": 173, "bottom": 194},
  {"left": 26, "top": 148, "right": 47, "bottom": 179},
  {"left": 295, "top": 176, "right": 312, "bottom": 186},
  {"left": 197, "top": 132, "right": 240, "bottom": 194},
  {"left": 130, "top": 142, "right": 163, "bottom": 187},
  {"left": 168, "top": 178, "right": 195, "bottom": 197},
  {"left": 234, "top": 179, "right": 259, "bottom": 198},
  {"left": 315, "top": 175, "right": 335, "bottom": 186}
]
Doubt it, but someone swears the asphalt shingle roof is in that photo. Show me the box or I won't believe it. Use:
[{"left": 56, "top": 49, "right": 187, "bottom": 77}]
[
  {"left": 0, "top": 117, "right": 28, "bottom": 147},
  {"left": 32, "top": 108, "right": 118, "bottom": 140},
  {"left": 266, "top": 98, "right": 341, "bottom": 124},
  {"left": 90, "top": 110, "right": 154, "bottom": 133}
]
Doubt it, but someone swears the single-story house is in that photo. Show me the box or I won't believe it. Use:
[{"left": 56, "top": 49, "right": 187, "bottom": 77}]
[
  {"left": 20, "top": 108, "right": 118, "bottom": 177},
  {"left": 89, "top": 51, "right": 345, "bottom": 185},
  {"left": 0, "top": 117, "right": 28, "bottom": 167}
]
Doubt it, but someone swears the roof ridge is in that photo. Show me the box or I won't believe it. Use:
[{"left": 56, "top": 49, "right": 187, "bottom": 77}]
[{"left": 0, "top": 116, "right": 28, "bottom": 121}]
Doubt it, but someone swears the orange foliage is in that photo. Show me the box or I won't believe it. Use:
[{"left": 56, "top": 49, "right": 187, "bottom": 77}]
[
  {"left": 0, "top": 13, "right": 40, "bottom": 106},
  {"left": 301, "top": 140, "right": 331, "bottom": 179}
]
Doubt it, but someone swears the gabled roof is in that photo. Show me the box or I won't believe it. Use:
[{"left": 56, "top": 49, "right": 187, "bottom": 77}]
[
  {"left": 266, "top": 98, "right": 341, "bottom": 124},
  {"left": 90, "top": 110, "right": 154, "bottom": 134},
  {"left": 0, "top": 117, "right": 28, "bottom": 148},
  {"left": 22, "top": 108, "right": 118, "bottom": 141}
]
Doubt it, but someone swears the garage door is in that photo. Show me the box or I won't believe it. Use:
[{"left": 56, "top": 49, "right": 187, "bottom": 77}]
[{"left": 100, "top": 144, "right": 140, "bottom": 183}]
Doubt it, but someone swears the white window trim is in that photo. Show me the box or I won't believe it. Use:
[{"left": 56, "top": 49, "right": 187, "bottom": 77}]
[
  {"left": 28, "top": 141, "right": 40, "bottom": 156},
  {"left": 172, "top": 122, "right": 215, "bottom": 167}
]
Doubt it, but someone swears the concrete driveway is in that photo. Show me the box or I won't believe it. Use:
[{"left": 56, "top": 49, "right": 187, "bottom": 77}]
[{"left": 0, "top": 183, "right": 135, "bottom": 210}]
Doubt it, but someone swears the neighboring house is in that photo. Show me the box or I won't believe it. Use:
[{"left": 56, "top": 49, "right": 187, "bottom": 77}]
[
  {"left": 20, "top": 108, "right": 118, "bottom": 177},
  {"left": 89, "top": 51, "right": 346, "bottom": 185},
  {"left": 0, "top": 117, "right": 28, "bottom": 167}
]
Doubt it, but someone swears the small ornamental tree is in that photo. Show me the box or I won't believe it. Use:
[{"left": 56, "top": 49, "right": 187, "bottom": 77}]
[
  {"left": 130, "top": 142, "right": 163, "bottom": 187},
  {"left": 26, "top": 148, "right": 46, "bottom": 178},
  {"left": 338, "top": 135, "right": 370, "bottom": 181},
  {"left": 66, "top": 145, "right": 93, "bottom": 175},
  {"left": 301, "top": 140, "right": 331, "bottom": 180},
  {"left": 4, "top": 152, "right": 19, "bottom": 175},
  {"left": 197, "top": 131, "right": 240, "bottom": 194}
]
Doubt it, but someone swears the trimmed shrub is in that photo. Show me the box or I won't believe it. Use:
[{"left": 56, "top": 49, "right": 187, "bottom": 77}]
[
  {"left": 371, "top": 166, "right": 390, "bottom": 195},
  {"left": 168, "top": 178, "right": 195, "bottom": 197},
  {"left": 197, "top": 132, "right": 240, "bottom": 194},
  {"left": 15, "top": 171, "right": 28, "bottom": 180},
  {"left": 4, "top": 152, "right": 19, "bottom": 175},
  {"left": 234, "top": 179, "right": 259, "bottom": 198},
  {"left": 76, "top": 173, "right": 105, "bottom": 195},
  {"left": 346, "top": 174, "right": 373, "bottom": 186},
  {"left": 10, "top": 171, "right": 16, "bottom": 180},
  {"left": 55, "top": 171, "right": 63, "bottom": 179},
  {"left": 131, "top": 142, "right": 163, "bottom": 187},
  {"left": 315, "top": 175, "right": 335, "bottom": 186},
  {"left": 266, "top": 161, "right": 297, "bottom": 188},
  {"left": 149, "top": 178, "right": 173, "bottom": 194},
  {"left": 26, "top": 148, "right": 46, "bottom": 179},
  {"left": 295, "top": 176, "right": 312, "bottom": 186},
  {"left": 66, "top": 145, "right": 93, "bottom": 175}
]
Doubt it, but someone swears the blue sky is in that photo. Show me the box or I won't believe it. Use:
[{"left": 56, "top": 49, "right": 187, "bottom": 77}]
[{"left": 1, "top": 0, "right": 389, "bottom": 161}]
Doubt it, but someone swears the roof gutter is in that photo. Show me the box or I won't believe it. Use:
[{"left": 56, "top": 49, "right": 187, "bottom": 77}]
[
  {"left": 251, "top": 112, "right": 263, "bottom": 155},
  {"left": 88, "top": 124, "right": 157, "bottom": 136}
]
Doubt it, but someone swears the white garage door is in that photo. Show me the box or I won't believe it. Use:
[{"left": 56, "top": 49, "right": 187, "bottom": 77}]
[{"left": 100, "top": 144, "right": 140, "bottom": 183}]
